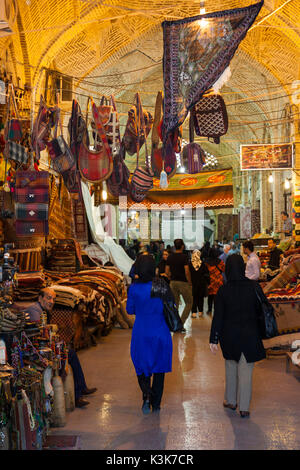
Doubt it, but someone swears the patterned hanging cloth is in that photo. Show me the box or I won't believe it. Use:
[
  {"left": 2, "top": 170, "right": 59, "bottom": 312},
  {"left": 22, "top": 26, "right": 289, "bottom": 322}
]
[{"left": 162, "top": 1, "right": 263, "bottom": 141}]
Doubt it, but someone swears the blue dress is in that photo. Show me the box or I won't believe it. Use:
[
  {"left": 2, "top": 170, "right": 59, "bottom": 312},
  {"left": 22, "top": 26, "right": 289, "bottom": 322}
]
[{"left": 126, "top": 281, "right": 173, "bottom": 377}]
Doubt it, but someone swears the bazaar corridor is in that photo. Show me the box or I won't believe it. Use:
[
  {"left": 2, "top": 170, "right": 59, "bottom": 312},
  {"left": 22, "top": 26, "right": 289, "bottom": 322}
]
[{"left": 50, "top": 315, "right": 300, "bottom": 450}]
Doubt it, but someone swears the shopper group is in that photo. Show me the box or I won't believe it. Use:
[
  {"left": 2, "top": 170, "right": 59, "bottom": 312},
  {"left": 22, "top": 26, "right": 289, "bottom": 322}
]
[{"left": 126, "top": 236, "right": 275, "bottom": 418}]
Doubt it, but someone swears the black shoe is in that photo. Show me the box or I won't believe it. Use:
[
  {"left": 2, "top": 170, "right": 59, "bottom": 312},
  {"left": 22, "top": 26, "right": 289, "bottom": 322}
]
[
  {"left": 142, "top": 399, "right": 151, "bottom": 415},
  {"left": 240, "top": 411, "right": 250, "bottom": 418},
  {"left": 81, "top": 387, "right": 97, "bottom": 396},
  {"left": 152, "top": 407, "right": 161, "bottom": 413},
  {"left": 223, "top": 401, "right": 237, "bottom": 410},
  {"left": 75, "top": 397, "right": 90, "bottom": 408},
  {"left": 180, "top": 327, "right": 186, "bottom": 333}
]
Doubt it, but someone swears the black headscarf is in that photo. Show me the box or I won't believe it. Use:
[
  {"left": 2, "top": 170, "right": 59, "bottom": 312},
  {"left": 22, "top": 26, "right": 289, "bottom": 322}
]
[
  {"left": 135, "top": 254, "right": 156, "bottom": 283},
  {"left": 206, "top": 247, "right": 221, "bottom": 266},
  {"left": 225, "top": 254, "right": 247, "bottom": 281}
]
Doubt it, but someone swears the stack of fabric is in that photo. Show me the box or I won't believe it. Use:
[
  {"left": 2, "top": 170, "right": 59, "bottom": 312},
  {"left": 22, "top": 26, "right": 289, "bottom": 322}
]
[
  {"left": 46, "top": 238, "right": 84, "bottom": 273},
  {"left": 0, "top": 303, "right": 26, "bottom": 333},
  {"left": 14, "top": 272, "right": 45, "bottom": 301}
]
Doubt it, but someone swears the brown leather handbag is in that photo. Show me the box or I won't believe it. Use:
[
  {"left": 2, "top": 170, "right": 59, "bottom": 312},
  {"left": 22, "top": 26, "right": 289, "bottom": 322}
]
[{"left": 78, "top": 98, "right": 113, "bottom": 183}]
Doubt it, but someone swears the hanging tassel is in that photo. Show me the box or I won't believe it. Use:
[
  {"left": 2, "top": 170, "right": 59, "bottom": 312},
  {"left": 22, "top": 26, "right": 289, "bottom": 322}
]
[{"left": 159, "top": 169, "right": 168, "bottom": 190}]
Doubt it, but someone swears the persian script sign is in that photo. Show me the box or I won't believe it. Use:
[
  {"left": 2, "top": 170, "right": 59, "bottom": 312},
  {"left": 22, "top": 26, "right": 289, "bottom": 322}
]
[{"left": 240, "top": 143, "right": 294, "bottom": 170}]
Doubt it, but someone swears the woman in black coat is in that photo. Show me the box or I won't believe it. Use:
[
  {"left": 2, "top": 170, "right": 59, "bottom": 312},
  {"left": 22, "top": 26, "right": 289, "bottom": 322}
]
[
  {"left": 189, "top": 250, "right": 210, "bottom": 318},
  {"left": 209, "top": 254, "right": 266, "bottom": 418}
]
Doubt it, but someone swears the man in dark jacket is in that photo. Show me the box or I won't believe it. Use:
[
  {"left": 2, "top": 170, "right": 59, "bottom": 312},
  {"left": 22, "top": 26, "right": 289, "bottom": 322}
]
[
  {"left": 25, "top": 288, "right": 97, "bottom": 408},
  {"left": 209, "top": 254, "right": 266, "bottom": 418},
  {"left": 165, "top": 239, "right": 192, "bottom": 331}
]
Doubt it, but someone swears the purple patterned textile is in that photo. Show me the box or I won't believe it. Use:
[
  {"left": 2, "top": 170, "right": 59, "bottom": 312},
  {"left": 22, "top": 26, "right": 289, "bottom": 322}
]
[{"left": 162, "top": 1, "right": 263, "bottom": 140}]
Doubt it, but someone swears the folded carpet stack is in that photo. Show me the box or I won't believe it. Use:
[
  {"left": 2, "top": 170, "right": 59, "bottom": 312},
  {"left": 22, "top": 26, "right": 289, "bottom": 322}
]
[
  {"left": 0, "top": 305, "right": 26, "bottom": 332},
  {"left": 14, "top": 271, "right": 45, "bottom": 301},
  {"left": 43, "top": 267, "right": 131, "bottom": 350}
]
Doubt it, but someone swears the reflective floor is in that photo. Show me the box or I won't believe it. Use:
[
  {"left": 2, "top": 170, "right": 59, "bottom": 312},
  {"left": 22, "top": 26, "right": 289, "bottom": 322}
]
[{"left": 51, "top": 313, "right": 300, "bottom": 450}]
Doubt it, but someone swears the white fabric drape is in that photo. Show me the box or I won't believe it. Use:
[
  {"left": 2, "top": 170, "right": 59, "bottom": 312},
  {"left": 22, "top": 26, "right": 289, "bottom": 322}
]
[{"left": 81, "top": 181, "right": 133, "bottom": 275}]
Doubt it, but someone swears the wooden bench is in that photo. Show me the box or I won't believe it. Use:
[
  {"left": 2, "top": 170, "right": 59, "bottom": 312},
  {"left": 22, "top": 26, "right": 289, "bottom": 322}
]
[{"left": 286, "top": 351, "right": 300, "bottom": 373}]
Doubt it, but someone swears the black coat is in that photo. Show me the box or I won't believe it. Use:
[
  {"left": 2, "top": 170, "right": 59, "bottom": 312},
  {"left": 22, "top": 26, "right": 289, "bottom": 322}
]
[
  {"left": 189, "top": 262, "right": 210, "bottom": 297},
  {"left": 209, "top": 279, "right": 266, "bottom": 363}
]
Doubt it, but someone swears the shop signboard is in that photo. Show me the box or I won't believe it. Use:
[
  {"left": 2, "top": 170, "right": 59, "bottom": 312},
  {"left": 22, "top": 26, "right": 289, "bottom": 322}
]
[{"left": 240, "top": 143, "right": 294, "bottom": 170}]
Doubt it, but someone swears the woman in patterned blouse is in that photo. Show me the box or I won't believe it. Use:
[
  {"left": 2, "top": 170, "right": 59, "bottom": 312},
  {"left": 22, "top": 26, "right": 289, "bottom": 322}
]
[{"left": 205, "top": 248, "right": 225, "bottom": 315}]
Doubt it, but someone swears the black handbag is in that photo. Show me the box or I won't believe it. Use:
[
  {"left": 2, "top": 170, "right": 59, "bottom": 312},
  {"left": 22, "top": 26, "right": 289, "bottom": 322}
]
[
  {"left": 255, "top": 283, "right": 278, "bottom": 339},
  {"left": 151, "top": 277, "right": 183, "bottom": 332}
]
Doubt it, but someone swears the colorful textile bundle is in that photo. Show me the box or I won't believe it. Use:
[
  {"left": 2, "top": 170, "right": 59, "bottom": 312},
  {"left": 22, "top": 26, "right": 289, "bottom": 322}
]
[{"left": 15, "top": 171, "right": 49, "bottom": 238}]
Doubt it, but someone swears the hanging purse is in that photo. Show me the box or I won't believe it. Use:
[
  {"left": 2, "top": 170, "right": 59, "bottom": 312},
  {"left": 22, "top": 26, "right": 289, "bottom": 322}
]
[
  {"left": 106, "top": 95, "right": 130, "bottom": 197},
  {"left": 122, "top": 93, "right": 153, "bottom": 156},
  {"left": 192, "top": 88, "right": 228, "bottom": 144},
  {"left": 78, "top": 98, "right": 113, "bottom": 183},
  {"left": 4, "top": 84, "right": 22, "bottom": 142},
  {"left": 182, "top": 114, "right": 206, "bottom": 174},
  {"left": 151, "top": 91, "right": 164, "bottom": 178},
  {"left": 32, "top": 96, "right": 56, "bottom": 159},
  {"left": 130, "top": 95, "right": 154, "bottom": 203},
  {"left": 47, "top": 108, "right": 75, "bottom": 174},
  {"left": 7, "top": 140, "right": 29, "bottom": 165}
]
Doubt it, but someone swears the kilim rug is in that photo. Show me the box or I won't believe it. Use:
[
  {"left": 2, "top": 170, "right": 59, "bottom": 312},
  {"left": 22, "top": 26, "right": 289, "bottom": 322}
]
[
  {"left": 43, "top": 435, "right": 81, "bottom": 450},
  {"left": 162, "top": 1, "right": 263, "bottom": 140},
  {"left": 48, "top": 175, "right": 67, "bottom": 239}
]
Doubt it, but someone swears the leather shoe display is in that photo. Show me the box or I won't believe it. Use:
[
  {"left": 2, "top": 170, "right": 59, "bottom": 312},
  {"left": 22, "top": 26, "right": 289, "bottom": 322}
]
[
  {"left": 81, "top": 387, "right": 97, "bottom": 395},
  {"left": 75, "top": 397, "right": 90, "bottom": 408}
]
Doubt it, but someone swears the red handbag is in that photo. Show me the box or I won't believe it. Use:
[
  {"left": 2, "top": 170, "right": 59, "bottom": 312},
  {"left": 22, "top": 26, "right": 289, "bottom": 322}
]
[{"left": 78, "top": 98, "right": 113, "bottom": 183}]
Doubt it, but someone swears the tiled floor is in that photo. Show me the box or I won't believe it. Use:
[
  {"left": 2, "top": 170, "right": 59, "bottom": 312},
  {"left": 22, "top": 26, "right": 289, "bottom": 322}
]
[{"left": 51, "top": 314, "right": 300, "bottom": 450}]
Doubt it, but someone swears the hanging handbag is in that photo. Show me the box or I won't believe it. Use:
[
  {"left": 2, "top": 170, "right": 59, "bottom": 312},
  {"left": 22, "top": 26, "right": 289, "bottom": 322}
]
[
  {"left": 151, "top": 91, "right": 164, "bottom": 178},
  {"left": 182, "top": 114, "right": 206, "bottom": 174},
  {"left": 7, "top": 140, "right": 29, "bottom": 165},
  {"left": 4, "top": 84, "right": 22, "bottom": 142},
  {"left": 78, "top": 98, "right": 113, "bottom": 183},
  {"left": 107, "top": 143, "right": 130, "bottom": 197},
  {"left": 255, "top": 283, "right": 278, "bottom": 339},
  {"left": 130, "top": 95, "right": 154, "bottom": 203},
  {"left": 122, "top": 93, "right": 153, "bottom": 156},
  {"left": 93, "top": 95, "right": 120, "bottom": 153},
  {"left": 151, "top": 92, "right": 178, "bottom": 179},
  {"left": 32, "top": 96, "right": 56, "bottom": 159},
  {"left": 151, "top": 277, "right": 183, "bottom": 332},
  {"left": 47, "top": 108, "right": 75, "bottom": 174},
  {"left": 192, "top": 88, "right": 228, "bottom": 144},
  {"left": 106, "top": 96, "right": 130, "bottom": 197}
]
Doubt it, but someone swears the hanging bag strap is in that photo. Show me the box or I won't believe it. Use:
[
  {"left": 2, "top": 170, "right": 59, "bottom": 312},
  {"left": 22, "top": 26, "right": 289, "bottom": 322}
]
[
  {"left": 9, "top": 83, "right": 21, "bottom": 122},
  {"left": 136, "top": 93, "right": 150, "bottom": 171},
  {"left": 152, "top": 91, "right": 163, "bottom": 148},
  {"left": 91, "top": 97, "right": 112, "bottom": 158},
  {"left": 189, "top": 110, "right": 194, "bottom": 143}
]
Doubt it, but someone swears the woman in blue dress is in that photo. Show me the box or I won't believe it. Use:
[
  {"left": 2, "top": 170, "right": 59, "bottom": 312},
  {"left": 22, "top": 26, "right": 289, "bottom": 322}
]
[{"left": 126, "top": 255, "right": 173, "bottom": 414}]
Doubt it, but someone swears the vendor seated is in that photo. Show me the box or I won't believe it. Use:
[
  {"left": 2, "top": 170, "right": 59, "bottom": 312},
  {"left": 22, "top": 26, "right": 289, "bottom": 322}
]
[
  {"left": 25, "top": 288, "right": 97, "bottom": 408},
  {"left": 266, "top": 238, "right": 283, "bottom": 280}
]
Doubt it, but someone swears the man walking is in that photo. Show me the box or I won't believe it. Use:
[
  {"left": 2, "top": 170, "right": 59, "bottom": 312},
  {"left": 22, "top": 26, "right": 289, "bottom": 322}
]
[{"left": 165, "top": 239, "right": 193, "bottom": 332}]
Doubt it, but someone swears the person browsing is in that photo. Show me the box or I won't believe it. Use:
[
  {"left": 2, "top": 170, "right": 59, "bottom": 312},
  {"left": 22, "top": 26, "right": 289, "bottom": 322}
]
[{"left": 243, "top": 240, "right": 261, "bottom": 281}]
